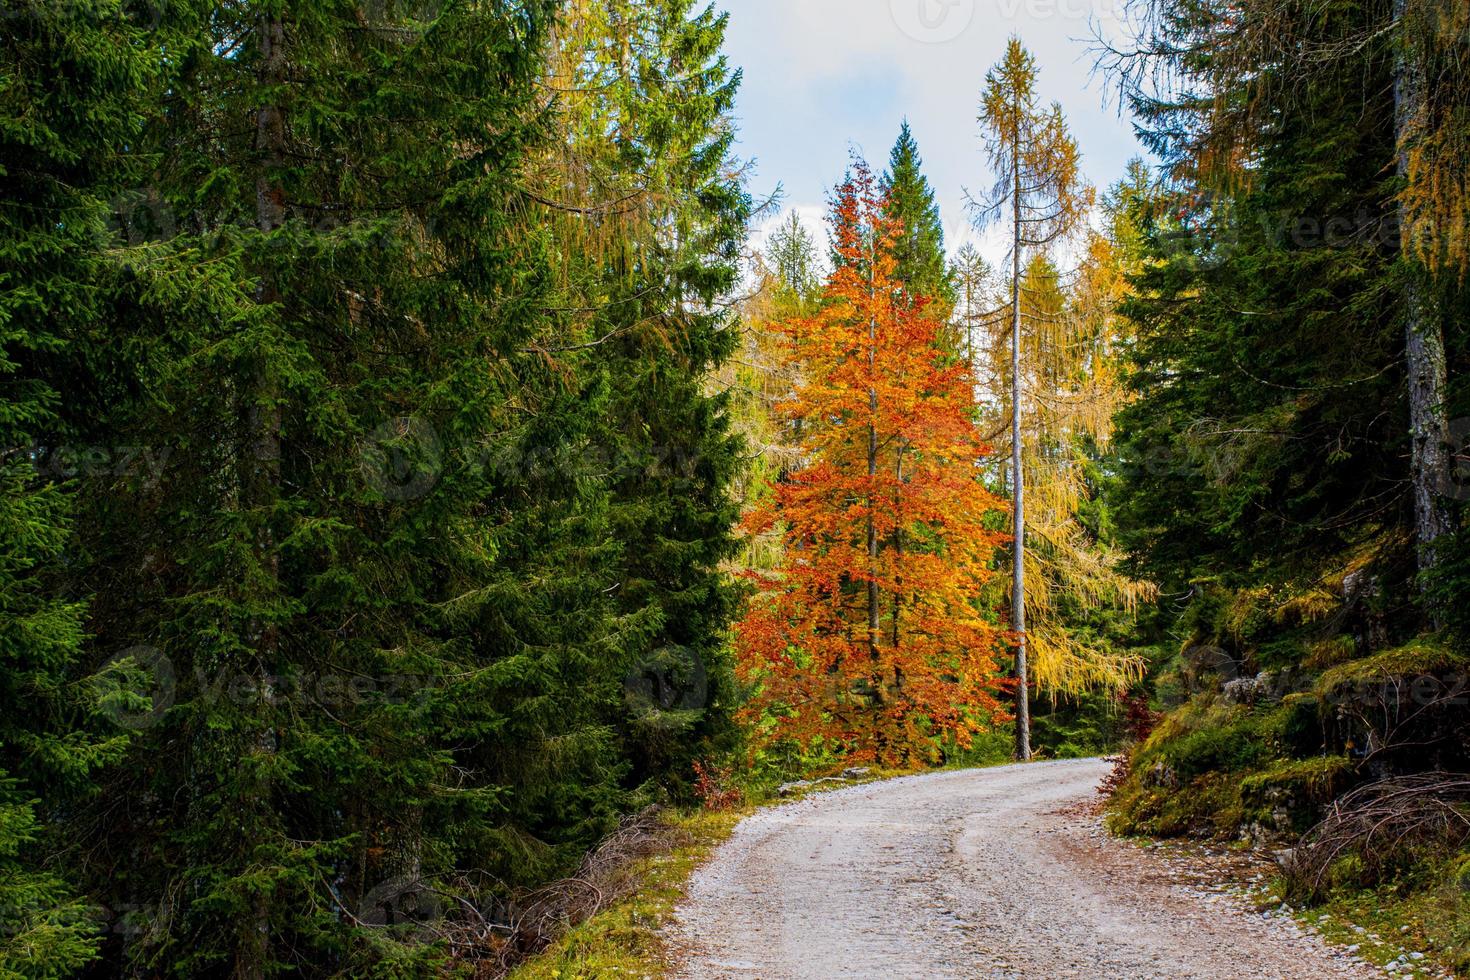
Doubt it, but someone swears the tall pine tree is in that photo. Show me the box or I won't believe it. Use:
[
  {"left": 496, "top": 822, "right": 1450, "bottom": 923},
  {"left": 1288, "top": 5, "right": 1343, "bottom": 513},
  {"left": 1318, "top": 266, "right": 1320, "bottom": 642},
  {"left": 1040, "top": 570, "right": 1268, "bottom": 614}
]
[
  {"left": 0, "top": 0, "right": 166, "bottom": 970},
  {"left": 49, "top": 1, "right": 617, "bottom": 974},
  {"left": 881, "top": 122, "right": 956, "bottom": 317},
  {"left": 535, "top": 0, "right": 751, "bottom": 790},
  {"left": 975, "top": 37, "right": 1093, "bottom": 759}
]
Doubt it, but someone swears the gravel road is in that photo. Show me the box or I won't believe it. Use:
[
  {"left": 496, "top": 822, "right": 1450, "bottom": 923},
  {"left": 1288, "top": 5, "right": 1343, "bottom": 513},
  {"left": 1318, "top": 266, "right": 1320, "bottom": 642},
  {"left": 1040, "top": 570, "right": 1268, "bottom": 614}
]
[{"left": 670, "top": 758, "right": 1381, "bottom": 979}]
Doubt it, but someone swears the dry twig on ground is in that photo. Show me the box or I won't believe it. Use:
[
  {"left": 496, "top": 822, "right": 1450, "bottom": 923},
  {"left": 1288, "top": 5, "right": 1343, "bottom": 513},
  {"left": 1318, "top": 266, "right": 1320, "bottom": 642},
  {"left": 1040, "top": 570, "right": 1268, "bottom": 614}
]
[{"left": 1286, "top": 773, "right": 1470, "bottom": 899}]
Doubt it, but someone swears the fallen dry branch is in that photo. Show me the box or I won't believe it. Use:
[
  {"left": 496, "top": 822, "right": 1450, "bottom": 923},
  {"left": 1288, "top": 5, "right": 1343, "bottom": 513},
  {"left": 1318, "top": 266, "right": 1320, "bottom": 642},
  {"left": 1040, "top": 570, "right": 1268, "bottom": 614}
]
[
  {"left": 1285, "top": 772, "right": 1470, "bottom": 900},
  {"left": 470, "top": 805, "right": 687, "bottom": 977},
  {"left": 348, "top": 806, "right": 687, "bottom": 975}
]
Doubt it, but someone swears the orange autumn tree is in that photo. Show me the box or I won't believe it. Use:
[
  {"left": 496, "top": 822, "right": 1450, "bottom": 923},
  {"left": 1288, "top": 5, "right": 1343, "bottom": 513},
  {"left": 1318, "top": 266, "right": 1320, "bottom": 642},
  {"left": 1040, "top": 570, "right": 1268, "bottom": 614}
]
[{"left": 735, "top": 161, "right": 1010, "bottom": 767}]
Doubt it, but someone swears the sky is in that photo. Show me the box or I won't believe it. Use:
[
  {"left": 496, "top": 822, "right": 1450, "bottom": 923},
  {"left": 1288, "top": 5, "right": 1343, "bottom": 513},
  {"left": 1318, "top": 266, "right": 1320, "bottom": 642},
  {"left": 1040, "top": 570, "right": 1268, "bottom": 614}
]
[{"left": 720, "top": 0, "right": 1151, "bottom": 265}]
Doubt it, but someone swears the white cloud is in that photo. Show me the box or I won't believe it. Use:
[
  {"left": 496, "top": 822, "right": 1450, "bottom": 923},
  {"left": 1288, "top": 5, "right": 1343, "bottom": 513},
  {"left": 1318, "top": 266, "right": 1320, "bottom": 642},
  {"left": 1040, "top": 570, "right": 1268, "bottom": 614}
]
[{"left": 722, "top": 0, "right": 1151, "bottom": 270}]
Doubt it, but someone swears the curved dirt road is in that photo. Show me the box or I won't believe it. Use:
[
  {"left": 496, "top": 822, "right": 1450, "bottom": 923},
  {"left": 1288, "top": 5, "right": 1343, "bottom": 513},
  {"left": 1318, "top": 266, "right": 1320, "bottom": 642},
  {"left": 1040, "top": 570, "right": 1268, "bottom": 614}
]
[{"left": 671, "top": 759, "right": 1377, "bottom": 979}]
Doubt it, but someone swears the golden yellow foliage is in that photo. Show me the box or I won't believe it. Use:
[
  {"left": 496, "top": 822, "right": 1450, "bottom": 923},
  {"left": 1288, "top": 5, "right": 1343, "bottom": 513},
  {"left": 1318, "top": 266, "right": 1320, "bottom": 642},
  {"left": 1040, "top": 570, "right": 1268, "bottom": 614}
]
[{"left": 967, "top": 234, "right": 1153, "bottom": 698}]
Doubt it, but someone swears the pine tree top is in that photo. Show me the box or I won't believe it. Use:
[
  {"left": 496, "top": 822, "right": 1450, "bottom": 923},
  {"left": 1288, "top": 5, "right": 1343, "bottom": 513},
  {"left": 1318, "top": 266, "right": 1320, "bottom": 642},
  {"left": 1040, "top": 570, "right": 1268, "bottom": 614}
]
[{"left": 880, "top": 121, "right": 955, "bottom": 314}]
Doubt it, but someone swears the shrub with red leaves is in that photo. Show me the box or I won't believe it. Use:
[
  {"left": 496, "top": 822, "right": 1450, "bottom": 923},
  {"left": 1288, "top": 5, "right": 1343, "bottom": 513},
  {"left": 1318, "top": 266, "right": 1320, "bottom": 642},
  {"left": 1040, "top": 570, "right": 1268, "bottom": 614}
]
[
  {"left": 1099, "top": 692, "right": 1161, "bottom": 804},
  {"left": 692, "top": 760, "right": 744, "bottom": 812}
]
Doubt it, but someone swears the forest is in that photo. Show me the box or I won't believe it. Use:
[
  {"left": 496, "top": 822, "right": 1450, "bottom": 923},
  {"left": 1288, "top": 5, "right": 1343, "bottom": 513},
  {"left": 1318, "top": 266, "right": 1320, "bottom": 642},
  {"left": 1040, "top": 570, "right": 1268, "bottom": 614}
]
[{"left": 1, "top": 0, "right": 1467, "bottom": 976}]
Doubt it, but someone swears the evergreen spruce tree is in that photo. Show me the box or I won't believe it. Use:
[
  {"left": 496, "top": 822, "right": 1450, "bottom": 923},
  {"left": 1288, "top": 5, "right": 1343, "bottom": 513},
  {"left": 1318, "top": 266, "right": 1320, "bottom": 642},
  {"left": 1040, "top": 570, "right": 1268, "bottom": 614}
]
[
  {"left": 0, "top": 0, "right": 168, "bottom": 971},
  {"left": 603, "top": 0, "right": 749, "bottom": 788},
  {"left": 1112, "top": 5, "right": 1410, "bottom": 602},
  {"left": 765, "top": 211, "right": 819, "bottom": 301},
  {"left": 46, "top": 1, "right": 617, "bottom": 974},
  {"left": 881, "top": 122, "right": 956, "bottom": 316},
  {"left": 1105, "top": 0, "right": 1470, "bottom": 606},
  {"left": 536, "top": 0, "right": 750, "bottom": 791}
]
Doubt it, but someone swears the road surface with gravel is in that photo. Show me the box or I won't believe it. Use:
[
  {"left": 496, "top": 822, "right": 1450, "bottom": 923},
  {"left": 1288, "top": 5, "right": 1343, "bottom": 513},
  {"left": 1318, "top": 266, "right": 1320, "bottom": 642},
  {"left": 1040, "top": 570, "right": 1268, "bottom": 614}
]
[{"left": 670, "top": 758, "right": 1381, "bottom": 979}]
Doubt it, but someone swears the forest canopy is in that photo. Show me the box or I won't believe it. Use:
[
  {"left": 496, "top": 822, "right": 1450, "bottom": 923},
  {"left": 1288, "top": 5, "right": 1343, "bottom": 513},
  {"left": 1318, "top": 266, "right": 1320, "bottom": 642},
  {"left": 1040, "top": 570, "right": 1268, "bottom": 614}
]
[{"left": 2, "top": 0, "right": 1468, "bottom": 975}]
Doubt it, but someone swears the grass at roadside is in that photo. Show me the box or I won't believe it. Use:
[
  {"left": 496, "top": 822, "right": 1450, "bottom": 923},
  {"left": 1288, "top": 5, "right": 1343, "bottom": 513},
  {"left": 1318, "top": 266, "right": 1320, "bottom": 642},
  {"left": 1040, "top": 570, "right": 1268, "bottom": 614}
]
[
  {"left": 1301, "top": 871, "right": 1470, "bottom": 978},
  {"left": 506, "top": 766, "right": 921, "bottom": 979},
  {"left": 506, "top": 807, "right": 745, "bottom": 980}
]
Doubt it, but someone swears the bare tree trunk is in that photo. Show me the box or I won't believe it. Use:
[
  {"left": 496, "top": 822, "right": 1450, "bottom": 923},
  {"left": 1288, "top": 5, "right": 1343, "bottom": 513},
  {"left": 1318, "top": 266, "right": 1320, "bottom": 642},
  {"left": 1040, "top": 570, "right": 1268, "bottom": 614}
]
[
  {"left": 965, "top": 279, "right": 975, "bottom": 367},
  {"left": 1010, "top": 136, "right": 1031, "bottom": 762},
  {"left": 1394, "top": 0, "right": 1453, "bottom": 612},
  {"left": 867, "top": 254, "right": 884, "bottom": 759},
  {"left": 868, "top": 400, "right": 879, "bottom": 669},
  {"left": 892, "top": 446, "right": 905, "bottom": 650}
]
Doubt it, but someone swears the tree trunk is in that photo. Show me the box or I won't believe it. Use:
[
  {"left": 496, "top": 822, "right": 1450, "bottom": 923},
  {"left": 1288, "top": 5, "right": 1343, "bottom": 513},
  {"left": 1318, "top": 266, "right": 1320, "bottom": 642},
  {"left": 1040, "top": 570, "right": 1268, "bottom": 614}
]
[
  {"left": 867, "top": 252, "right": 884, "bottom": 759},
  {"left": 868, "top": 393, "right": 879, "bottom": 671},
  {"left": 1394, "top": 0, "right": 1453, "bottom": 609},
  {"left": 240, "top": 11, "right": 287, "bottom": 978},
  {"left": 892, "top": 444, "right": 908, "bottom": 756},
  {"left": 892, "top": 446, "right": 905, "bottom": 650},
  {"left": 1010, "top": 133, "right": 1031, "bottom": 762}
]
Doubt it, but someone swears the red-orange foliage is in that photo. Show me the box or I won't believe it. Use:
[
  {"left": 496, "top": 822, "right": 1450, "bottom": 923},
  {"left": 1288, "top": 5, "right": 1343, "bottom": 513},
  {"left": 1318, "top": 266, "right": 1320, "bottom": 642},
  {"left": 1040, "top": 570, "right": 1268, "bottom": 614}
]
[
  {"left": 735, "top": 162, "right": 1010, "bottom": 767},
  {"left": 691, "top": 760, "right": 744, "bottom": 812}
]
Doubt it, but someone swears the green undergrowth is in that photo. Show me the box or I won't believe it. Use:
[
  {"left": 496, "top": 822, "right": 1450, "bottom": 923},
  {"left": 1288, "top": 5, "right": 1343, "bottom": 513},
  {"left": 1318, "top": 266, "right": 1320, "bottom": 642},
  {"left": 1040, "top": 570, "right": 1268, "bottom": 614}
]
[
  {"left": 1315, "top": 641, "right": 1470, "bottom": 694},
  {"left": 1107, "top": 631, "right": 1470, "bottom": 977},
  {"left": 1106, "top": 693, "right": 1348, "bottom": 839},
  {"left": 1302, "top": 851, "right": 1470, "bottom": 977},
  {"left": 1110, "top": 637, "right": 1469, "bottom": 841}
]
